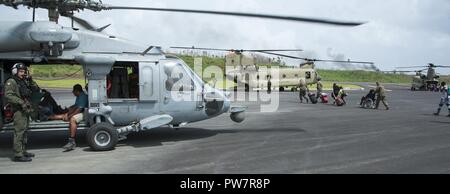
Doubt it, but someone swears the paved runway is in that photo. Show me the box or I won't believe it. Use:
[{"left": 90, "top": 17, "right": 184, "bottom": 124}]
[{"left": 1, "top": 84, "right": 449, "bottom": 174}]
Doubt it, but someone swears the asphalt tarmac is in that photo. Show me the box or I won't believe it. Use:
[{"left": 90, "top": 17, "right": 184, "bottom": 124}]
[{"left": 0, "top": 84, "right": 449, "bottom": 174}]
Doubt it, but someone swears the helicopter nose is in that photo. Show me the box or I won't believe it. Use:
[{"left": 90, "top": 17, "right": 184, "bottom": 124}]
[{"left": 204, "top": 88, "right": 230, "bottom": 117}]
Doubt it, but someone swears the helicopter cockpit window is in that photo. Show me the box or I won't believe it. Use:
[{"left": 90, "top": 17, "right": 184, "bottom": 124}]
[
  {"left": 305, "top": 72, "right": 311, "bottom": 79},
  {"left": 164, "top": 63, "right": 195, "bottom": 92},
  {"left": 107, "top": 63, "right": 139, "bottom": 99}
]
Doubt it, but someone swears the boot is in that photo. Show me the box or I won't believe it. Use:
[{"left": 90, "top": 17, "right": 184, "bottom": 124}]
[
  {"left": 63, "top": 138, "right": 76, "bottom": 152},
  {"left": 24, "top": 152, "right": 35, "bottom": 158},
  {"left": 434, "top": 109, "right": 441, "bottom": 116},
  {"left": 13, "top": 156, "right": 32, "bottom": 162}
]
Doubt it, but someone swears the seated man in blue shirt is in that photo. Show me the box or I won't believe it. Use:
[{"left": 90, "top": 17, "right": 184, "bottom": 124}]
[{"left": 50, "top": 84, "right": 88, "bottom": 151}]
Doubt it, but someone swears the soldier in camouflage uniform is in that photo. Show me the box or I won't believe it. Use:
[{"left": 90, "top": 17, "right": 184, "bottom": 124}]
[
  {"left": 374, "top": 82, "right": 389, "bottom": 110},
  {"left": 5, "top": 63, "right": 37, "bottom": 162},
  {"left": 316, "top": 77, "right": 323, "bottom": 100},
  {"left": 298, "top": 78, "right": 309, "bottom": 103}
]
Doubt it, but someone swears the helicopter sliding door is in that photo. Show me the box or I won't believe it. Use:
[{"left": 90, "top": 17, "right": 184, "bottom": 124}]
[{"left": 139, "top": 62, "right": 159, "bottom": 101}]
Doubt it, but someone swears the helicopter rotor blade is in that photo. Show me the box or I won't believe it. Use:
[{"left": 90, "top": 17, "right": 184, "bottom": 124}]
[
  {"left": 171, "top": 47, "right": 234, "bottom": 52},
  {"left": 256, "top": 51, "right": 308, "bottom": 60},
  {"left": 68, "top": 15, "right": 96, "bottom": 31},
  {"left": 170, "top": 47, "right": 304, "bottom": 53},
  {"left": 107, "top": 6, "right": 365, "bottom": 26},
  {"left": 396, "top": 66, "right": 428, "bottom": 69},
  {"left": 61, "top": 15, "right": 111, "bottom": 32},
  {"left": 0, "top": 1, "right": 367, "bottom": 26},
  {"left": 259, "top": 51, "right": 374, "bottom": 64},
  {"left": 313, "top": 59, "right": 374, "bottom": 64},
  {"left": 246, "top": 49, "right": 303, "bottom": 52},
  {"left": 383, "top": 70, "right": 418, "bottom": 73}
]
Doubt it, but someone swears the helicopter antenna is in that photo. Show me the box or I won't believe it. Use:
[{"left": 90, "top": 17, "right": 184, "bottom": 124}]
[
  {"left": 32, "top": 3, "right": 35, "bottom": 21},
  {"left": 32, "top": 6, "right": 35, "bottom": 21}
]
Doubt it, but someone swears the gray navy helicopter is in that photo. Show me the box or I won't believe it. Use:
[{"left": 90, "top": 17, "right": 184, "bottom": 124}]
[{"left": 0, "top": 0, "right": 365, "bottom": 151}]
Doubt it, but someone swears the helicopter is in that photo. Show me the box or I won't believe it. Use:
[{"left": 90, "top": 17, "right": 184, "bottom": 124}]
[
  {"left": 0, "top": 0, "right": 366, "bottom": 151},
  {"left": 171, "top": 47, "right": 374, "bottom": 92},
  {"left": 396, "top": 63, "right": 450, "bottom": 91}
]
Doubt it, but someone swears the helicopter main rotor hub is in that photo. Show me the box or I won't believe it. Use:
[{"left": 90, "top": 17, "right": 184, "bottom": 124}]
[{"left": 0, "top": 0, "right": 109, "bottom": 22}]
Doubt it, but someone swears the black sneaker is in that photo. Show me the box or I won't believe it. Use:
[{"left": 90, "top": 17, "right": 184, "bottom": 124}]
[
  {"left": 13, "top": 156, "right": 32, "bottom": 162},
  {"left": 434, "top": 113, "right": 440, "bottom": 116},
  {"left": 24, "top": 152, "right": 35, "bottom": 158}
]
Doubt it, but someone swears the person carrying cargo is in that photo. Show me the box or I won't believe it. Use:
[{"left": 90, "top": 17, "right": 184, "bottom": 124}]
[
  {"left": 433, "top": 82, "right": 450, "bottom": 117},
  {"left": 298, "top": 78, "right": 309, "bottom": 103},
  {"left": 334, "top": 86, "right": 347, "bottom": 106},
  {"left": 338, "top": 86, "right": 347, "bottom": 105},
  {"left": 332, "top": 83, "right": 340, "bottom": 100}
]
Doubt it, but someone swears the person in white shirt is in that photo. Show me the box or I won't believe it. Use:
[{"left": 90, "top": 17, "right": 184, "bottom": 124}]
[{"left": 434, "top": 82, "right": 450, "bottom": 117}]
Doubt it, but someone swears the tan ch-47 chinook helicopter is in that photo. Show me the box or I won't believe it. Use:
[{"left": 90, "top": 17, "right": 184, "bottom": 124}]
[
  {"left": 0, "top": 0, "right": 367, "bottom": 151},
  {"left": 394, "top": 63, "right": 450, "bottom": 91},
  {"left": 171, "top": 47, "right": 374, "bottom": 92}
]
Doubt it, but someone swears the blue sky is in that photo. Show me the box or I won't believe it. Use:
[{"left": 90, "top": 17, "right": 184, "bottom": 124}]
[{"left": 1, "top": 0, "right": 449, "bottom": 74}]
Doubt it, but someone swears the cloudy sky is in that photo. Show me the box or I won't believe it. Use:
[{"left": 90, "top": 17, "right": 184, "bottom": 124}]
[{"left": 1, "top": 0, "right": 450, "bottom": 73}]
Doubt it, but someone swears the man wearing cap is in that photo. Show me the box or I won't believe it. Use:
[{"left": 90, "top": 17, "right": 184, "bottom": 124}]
[{"left": 50, "top": 84, "right": 88, "bottom": 151}]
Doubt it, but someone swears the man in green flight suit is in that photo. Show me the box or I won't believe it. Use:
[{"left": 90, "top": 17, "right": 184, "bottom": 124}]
[{"left": 5, "top": 63, "right": 37, "bottom": 162}]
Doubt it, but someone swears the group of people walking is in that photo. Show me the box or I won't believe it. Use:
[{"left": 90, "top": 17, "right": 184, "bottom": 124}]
[{"left": 297, "top": 78, "right": 390, "bottom": 110}]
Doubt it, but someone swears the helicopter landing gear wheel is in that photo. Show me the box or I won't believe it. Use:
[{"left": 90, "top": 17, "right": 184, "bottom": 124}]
[{"left": 87, "top": 123, "right": 118, "bottom": 151}]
